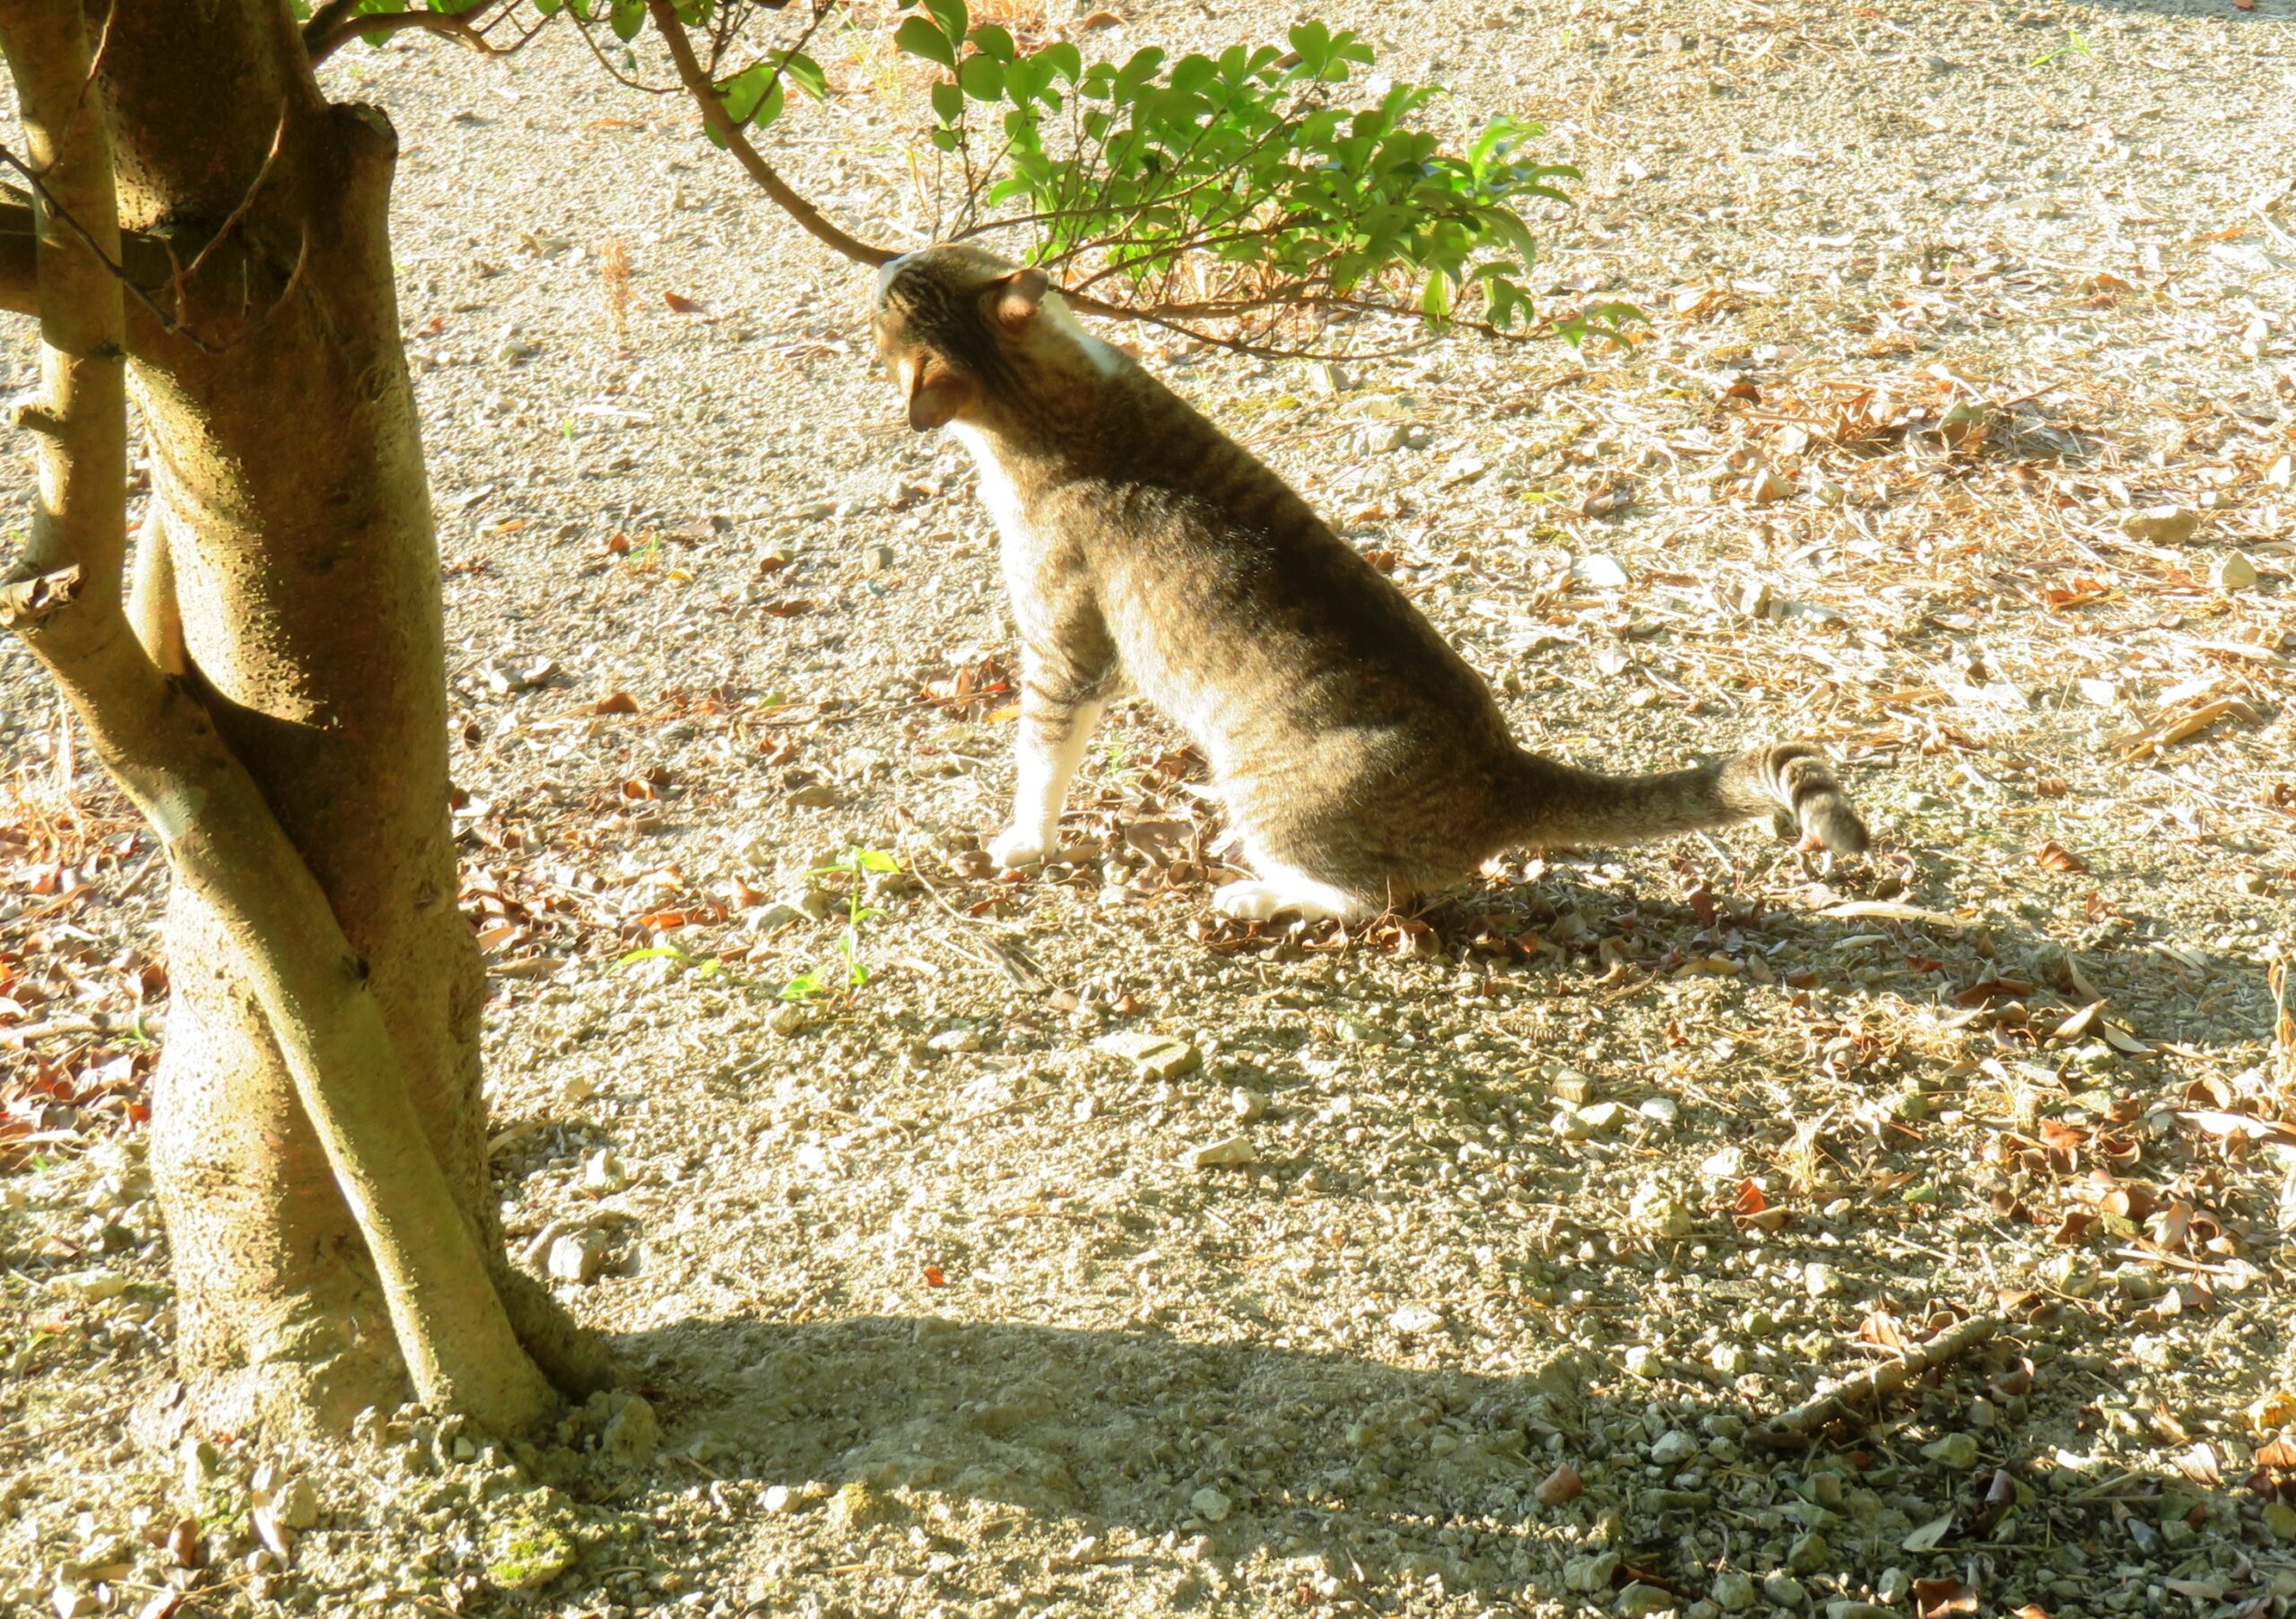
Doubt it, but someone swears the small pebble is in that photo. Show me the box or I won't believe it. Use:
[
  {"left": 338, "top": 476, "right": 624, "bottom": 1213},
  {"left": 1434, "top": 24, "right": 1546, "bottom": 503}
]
[
  {"left": 1565, "top": 1552, "right": 1622, "bottom": 1593},
  {"left": 1746, "top": 466, "right": 1793, "bottom": 504},
  {"left": 1787, "top": 1532, "right": 1829, "bottom": 1574},
  {"left": 767, "top": 1004, "right": 811, "bottom": 1037},
  {"left": 546, "top": 1230, "right": 608, "bottom": 1284},
  {"left": 1618, "top": 1585, "right": 1676, "bottom": 1617},
  {"left": 582, "top": 1149, "right": 627, "bottom": 1197},
  {"left": 1189, "top": 1135, "right": 1257, "bottom": 1169},
  {"left": 1096, "top": 1030, "right": 1201, "bottom": 1081},
  {"left": 1922, "top": 1432, "right": 1980, "bottom": 1470},
  {"left": 2211, "top": 552, "right": 2257, "bottom": 590},
  {"left": 273, "top": 1475, "right": 320, "bottom": 1531},
  {"left": 600, "top": 1394, "right": 659, "bottom": 1466},
  {"left": 1387, "top": 1302, "right": 1444, "bottom": 1336},
  {"left": 1710, "top": 1571, "right": 1756, "bottom": 1612},
  {"left": 1649, "top": 1430, "right": 1699, "bottom": 1467},
  {"left": 1761, "top": 1572, "right": 1807, "bottom": 1606},
  {"left": 1631, "top": 1183, "right": 1692, "bottom": 1238},
  {"left": 1577, "top": 1101, "right": 1630, "bottom": 1134},
  {"left": 1188, "top": 1485, "right": 1231, "bottom": 1523},
  {"left": 50, "top": 1269, "right": 127, "bottom": 1302},
  {"left": 2118, "top": 504, "right": 2197, "bottom": 544},
  {"left": 1535, "top": 1463, "right": 1584, "bottom": 1507}
]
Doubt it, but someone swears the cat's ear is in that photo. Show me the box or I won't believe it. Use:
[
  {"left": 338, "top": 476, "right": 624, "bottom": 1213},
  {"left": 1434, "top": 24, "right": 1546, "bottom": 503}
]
[
  {"left": 907, "top": 361, "right": 973, "bottom": 431},
  {"left": 994, "top": 266, "right": 1049, "bottom": 332}
]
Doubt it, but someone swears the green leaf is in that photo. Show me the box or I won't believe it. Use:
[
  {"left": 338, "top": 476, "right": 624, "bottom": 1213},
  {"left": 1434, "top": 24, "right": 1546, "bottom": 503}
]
[
  {"left": 920, "top": 0, "right": 967, "bottom": 41},
  {"left": 781, "top": 50, "right": 828, "bottom": 101},
  {"left": 751, "top": 79, "right": 786, "bottom": 133},
  {"left": 608, "top": 0, "right": 643, "bottom": 40},
  {"left": 1111, "top": 47, "right": 1166, "bottom": 100},
  {"left": 893, "top": 13, "right": 955, "bottom": 69},
  {"left": 931, "top": 79, "right": 964, "bottom": 124},
  {"left": 967, "top": 22, "right": 1015, "bottom": 62},
  {"left": 958, "top": 52, "right": 1004, "bottom": 101},
  {"left": 1039, "top": 41, "right": 1082, "bottom": 83}
]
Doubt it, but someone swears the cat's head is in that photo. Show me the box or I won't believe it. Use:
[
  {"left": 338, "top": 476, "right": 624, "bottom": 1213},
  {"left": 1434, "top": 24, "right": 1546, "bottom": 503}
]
[{"left": 872, "top": 244, "right": 1114, "bottom": 431}]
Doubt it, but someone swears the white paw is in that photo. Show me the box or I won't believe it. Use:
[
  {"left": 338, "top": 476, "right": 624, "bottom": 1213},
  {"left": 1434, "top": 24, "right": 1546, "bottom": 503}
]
[
  {"left": 1213, "top": 880, "right": 1344, "bottom": 924},
  {"left": 987, "top": 826, "right": 1050, "bottom": 869}
]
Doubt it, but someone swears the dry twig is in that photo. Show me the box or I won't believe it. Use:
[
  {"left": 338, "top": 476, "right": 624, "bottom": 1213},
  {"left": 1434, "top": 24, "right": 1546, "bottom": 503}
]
[{"left": 1749, "top": 1313, "right": 2002, "bottom": 1449}]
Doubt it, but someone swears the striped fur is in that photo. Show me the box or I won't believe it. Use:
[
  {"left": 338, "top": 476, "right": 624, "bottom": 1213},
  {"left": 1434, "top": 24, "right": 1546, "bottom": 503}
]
[{"left": 873, "top": 245, "right": 1869, "bottom": 921}]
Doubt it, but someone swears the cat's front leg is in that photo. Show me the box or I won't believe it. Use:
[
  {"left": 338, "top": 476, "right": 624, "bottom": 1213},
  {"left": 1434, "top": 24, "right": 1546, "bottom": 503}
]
[{"left": 988, "top": 670, "right": 1104, "bottom": 868}]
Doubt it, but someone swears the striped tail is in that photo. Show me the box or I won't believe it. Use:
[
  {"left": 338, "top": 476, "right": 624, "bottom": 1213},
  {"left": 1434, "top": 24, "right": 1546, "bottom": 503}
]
[{"left": 1509, "top": 741, "right": 1868, "bottom": 855}]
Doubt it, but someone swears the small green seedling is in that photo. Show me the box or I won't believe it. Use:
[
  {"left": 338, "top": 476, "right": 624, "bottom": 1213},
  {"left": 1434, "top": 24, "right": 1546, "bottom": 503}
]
[
  {"left": 612, "top": 942, "right": 726, "bottom": 979},
  {"left": 2032, "top": 28, "right": 2092, "bottom": 67},
  {"left": 778, "top": 846, "right": 903, "bottom": 1002}
]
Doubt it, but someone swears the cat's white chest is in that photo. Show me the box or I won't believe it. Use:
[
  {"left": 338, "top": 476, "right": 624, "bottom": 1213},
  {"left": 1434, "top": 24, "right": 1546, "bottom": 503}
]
[{"left": 949, "top": 422, "right": 1034, "bottom": 553}]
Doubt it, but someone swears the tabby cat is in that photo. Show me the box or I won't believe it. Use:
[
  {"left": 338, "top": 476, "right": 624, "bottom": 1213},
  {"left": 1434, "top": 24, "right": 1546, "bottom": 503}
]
[{"left": 872, "top": 244, "right": 1868, "bottom": 922}]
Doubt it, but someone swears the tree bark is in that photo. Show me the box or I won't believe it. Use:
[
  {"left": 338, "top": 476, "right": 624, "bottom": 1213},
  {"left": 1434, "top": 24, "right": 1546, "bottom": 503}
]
[{"left": 1, "top": 0, "right": 607, "bottom": 1436}]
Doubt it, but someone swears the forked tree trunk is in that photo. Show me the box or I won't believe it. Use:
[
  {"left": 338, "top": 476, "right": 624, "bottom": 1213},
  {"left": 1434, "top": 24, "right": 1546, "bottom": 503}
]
[{"left": 1, "top": 0, "right": 604, "bottom": 1436}]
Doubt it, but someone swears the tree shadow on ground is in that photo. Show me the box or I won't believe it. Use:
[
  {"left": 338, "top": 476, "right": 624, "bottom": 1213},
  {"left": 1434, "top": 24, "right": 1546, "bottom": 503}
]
[
  {"left": 2063, "top": 0, "right": 2289, "bottom": 18},
  {"left": 612, "top": 1305, "right": 2267, "bottom": 1615}
]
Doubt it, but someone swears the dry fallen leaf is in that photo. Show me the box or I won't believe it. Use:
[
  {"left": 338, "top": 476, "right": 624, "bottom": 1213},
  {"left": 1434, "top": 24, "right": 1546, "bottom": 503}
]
[
  {"left": 1915, "top": 1577, "right": 1979, "bottom": 1617},
  {"left": 663, "top": 290, "right": 701, "bottom": 313},
  {"left": 2035, "top": 840, "right": 2087, "bottom": 875}
]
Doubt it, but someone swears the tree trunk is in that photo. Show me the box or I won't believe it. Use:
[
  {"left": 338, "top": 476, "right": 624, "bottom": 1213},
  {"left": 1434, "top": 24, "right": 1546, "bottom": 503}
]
[{"left": 1, "top": 1, "right": 605, "bottom": 1437}]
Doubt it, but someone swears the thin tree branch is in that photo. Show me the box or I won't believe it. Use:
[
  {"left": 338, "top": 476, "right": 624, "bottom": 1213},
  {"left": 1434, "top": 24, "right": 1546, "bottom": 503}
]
[
  {"left": 303, "top": 0, "right": 535, "bottom": 68},
  {"left": 1, "top": 185, "right": 301, "bottom": 356},
  {"left": 0, "top": 155, "right": 220, "bottom": 345},
  {"left": 637, "top": 4, "right": 1561, "bottom": 357},
  {"left": 300, "top": 0, "right": 366, "bottom": 52},
  {"left": 170, "top": 100, "right": 287, "bottom": 298},
  {"left": 566, "top": 6, "right": 683, "bottom": 96},
  {"left": 646, "top": 0, "right": 896, "bottom": 267}
]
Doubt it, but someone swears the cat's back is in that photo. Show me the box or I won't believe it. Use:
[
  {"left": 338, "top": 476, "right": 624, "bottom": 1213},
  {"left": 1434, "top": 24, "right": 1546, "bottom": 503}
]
[{"left": 1041, "top": 365, "right": 1509, "bottom": 752}]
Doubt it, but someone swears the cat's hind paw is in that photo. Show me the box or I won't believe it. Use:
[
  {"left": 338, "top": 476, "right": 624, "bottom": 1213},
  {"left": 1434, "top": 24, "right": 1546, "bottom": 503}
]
[
  {"left": 987, "top": 826, "right": 1052, "bottom": 869},
  {"left": 1213, "top": 879, "right": 1351, "bottom": 925}
]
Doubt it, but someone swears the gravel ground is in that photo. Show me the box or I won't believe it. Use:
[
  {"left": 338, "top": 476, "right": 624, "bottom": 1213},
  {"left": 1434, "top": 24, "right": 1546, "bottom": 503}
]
[{"left": 5, "top": 1, "right": 2296, "bottom": 1616}]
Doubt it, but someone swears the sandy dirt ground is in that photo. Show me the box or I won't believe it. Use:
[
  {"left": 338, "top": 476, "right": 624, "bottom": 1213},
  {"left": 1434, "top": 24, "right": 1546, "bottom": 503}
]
[{"left": 4, "top": 1, "right": 2295, "bottom": 1615}]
